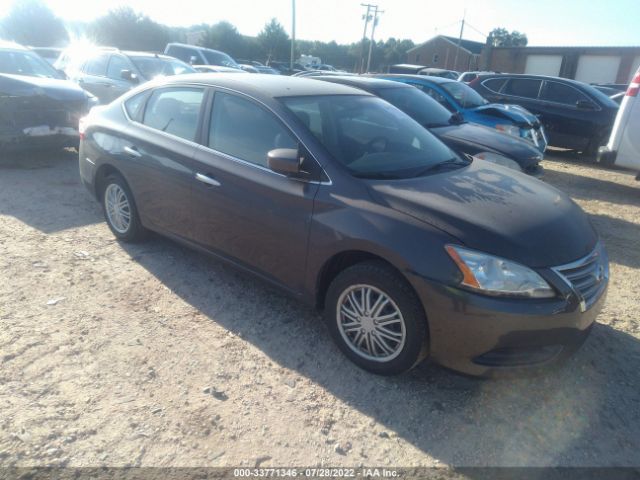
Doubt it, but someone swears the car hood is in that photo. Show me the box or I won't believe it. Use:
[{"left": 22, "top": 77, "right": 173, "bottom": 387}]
[
  {"left": 0, "top": 73, "right": 88, "bottom": 102},
  {"left": 367, "top": 161, "right": 597, "bottom": 268},
  {"left": 471, "top": 103, "right": 540, "bottom": 127},
  {"left": 432, "top": 123, "right": 542, "bottom": 167}
]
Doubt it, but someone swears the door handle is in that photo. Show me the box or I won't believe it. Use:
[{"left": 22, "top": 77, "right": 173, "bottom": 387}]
[
  {"left": 195, "top": 173, "right": 221, "bottom": 187},
  {"left": 124, "top": 146, "right": 142, "bottom": 158}
]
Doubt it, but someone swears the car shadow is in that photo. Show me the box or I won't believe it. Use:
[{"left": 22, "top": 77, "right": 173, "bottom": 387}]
[
  {"left": 0, "top": 149, "right": 102, "bottom": 234},
  {"left": 120, "top": 237, "right": 640, "bottom": 466},
  {"left": 589, "top": 214, "right": 640, "bottom": 269},
  {"left": 543, "top": 167, "right": 640, "bottom": 208}
]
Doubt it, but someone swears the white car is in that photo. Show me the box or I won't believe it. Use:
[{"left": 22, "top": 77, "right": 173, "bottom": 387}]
[{"left": 598, "top": 67, "right": 640, "bottom": 178}]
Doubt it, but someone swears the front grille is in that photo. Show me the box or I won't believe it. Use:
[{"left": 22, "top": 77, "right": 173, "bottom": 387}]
[{"left": 553, "top": 244, "right": 609, "bottom": 311}]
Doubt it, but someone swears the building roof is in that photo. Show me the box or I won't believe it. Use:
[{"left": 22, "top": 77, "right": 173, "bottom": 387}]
[{"left": 407, "top": 35, "right": 485, "bottom": 55}]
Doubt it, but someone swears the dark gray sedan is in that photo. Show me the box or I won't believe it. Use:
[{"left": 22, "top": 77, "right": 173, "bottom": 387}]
[{"left": 79, "top": 74, "right": 608, "bottom": 376}]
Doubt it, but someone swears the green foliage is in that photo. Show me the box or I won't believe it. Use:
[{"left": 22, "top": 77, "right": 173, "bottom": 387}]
[
  {"left": 90, "top": 6, "right": 175, "bottom": 51},
  {"left": 257, "top": 18, "right": 290, "bottom": 63},
  {"left": 487, "top": 28, "right": 528, "bottom": 47},
  {"left": 198, "top": 22, "right": 245, "bottom": 58},
  {"left": 0, "top": 0, "right": 68, "bottom": 47}
]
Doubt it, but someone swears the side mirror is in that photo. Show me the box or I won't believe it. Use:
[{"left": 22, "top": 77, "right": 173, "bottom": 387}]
[
  {"left": 189, "top": 56, "right": 198, "bottom": 65},
  {"left": 120, "top": 69, "right": 138, "bottom": 83},
  {"left": 267, "top": 148, "right": 301, "bottom": 175},
  {"left": 576, "top": 99, "right": 596, "bottom": 110}
]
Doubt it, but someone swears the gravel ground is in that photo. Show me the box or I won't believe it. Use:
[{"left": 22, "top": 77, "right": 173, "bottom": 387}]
[{"left": 0, "top": 149, "right": 638, "bottom": 468}]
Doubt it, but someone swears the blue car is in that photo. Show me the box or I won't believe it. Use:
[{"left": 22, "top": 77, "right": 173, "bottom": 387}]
[{"left": 374, "top": 74, "right": 548, "bottom": 153}]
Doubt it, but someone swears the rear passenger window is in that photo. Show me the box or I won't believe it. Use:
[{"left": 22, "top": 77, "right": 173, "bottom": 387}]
[
  {"left": 208, "top": 92, "right": 297, "bottom": 167},
  {"left": 417, "top": 85, "right": 453, "bottom": 111},
  {"left": 503, "top": 79, "right": 542, "bottom": 99},
  {"left": 142, "top": 87, "right": 204, "bottom": 141},
  {"left": 124, "top": 92, "right": 147, "bottom": 121},
  {"left": 541, "top": 81, "right": 589, "bottom": 105},
  {"left": 84, "top": 54, "right": 109, "bottom": 76},
  {"left": 482, "top": 78, "right": 508, "bottom": 93}
]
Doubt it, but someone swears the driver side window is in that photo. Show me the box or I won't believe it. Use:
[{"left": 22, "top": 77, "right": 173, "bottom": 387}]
[
  {"left": 208, "top": 92, "right": 297, "bottom": 168},
  {"left": 418, "top": 85, "right": 454, "bottom": 111}
]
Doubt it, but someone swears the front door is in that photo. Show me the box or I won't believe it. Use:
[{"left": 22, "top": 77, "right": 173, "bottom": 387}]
[{"left": 191, "top": 91, "right": 319, "bottom": 291}]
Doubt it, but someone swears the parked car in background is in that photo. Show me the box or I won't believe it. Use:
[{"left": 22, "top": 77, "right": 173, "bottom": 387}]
[
  {"left": 0, "top": 41, "right": 96, "bottom": 151},
  {"left": 598, "top": 68, "right": 640, "bottom": 177},
  {"left": 458, "top": 71, "right": 497, "bottom": 83},
  {"left": 194, "top": 65, "right": 247, "bottom": 74},
  {"left": 388, "top": 64, "right": 427, "bottom": 74},
  {"left": 79, "top": 73, "right": 608, "bottom": 376},
  {"left": 469, "top": 73, "right": 619, "bottom": 155},
  {"left": 164, "top": 43, "right": 241, "bottom": 70},
  {"left": 30, "top": 47, "right": 63, "bottom": 66},
  {"left": 316, "top": 75, "right": 543, "bottom": 176},
  {"left": 268, "top": 61, "right": 306, "bottom": 75},
  {"left": 418, "top": 67, "right": 460, "bottom": 80},
  {"left": 292, "top": 70, "right": 355, "bottom": 78},
  {"left": 253, "top": 65, "right": 280, "bottom": 75},
  {"left": 62, "top": 49, "right": 195, "bottom": 104},
  {"left": 375, "top": 74, "right": 547, "bottom": 152}
]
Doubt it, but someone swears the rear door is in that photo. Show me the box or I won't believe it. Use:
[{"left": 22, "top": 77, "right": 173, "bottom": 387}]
[
  {"left": 122, "top": 86, "right": 207, "bottom": 238},
  {"left": 190, "top": 90, "right": 320, "bottom": 292}
]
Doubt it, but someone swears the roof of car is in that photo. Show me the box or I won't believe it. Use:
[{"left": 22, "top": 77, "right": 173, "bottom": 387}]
[
  {"left": 161, "top": 73, "right": 373, "bottom": 98},
  {"left": 374, "top": 73, "right": 456, "bottom": 85},
  {"left": 473, "top": 73, "right": 593, "bottom": 88},
  {"left": 314, "top": 75, "right": 412, "bottom": 91},
  {"left": 120, "top": 51, "right": 175, "bottom": 60},
  {"left": 166, "top": 43, "right": 227, "bottom": 55}
]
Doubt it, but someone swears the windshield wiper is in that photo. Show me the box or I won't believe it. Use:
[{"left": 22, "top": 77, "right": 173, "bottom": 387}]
[{"left": 412, "top": 157, "right": 470, "bottom": 177}]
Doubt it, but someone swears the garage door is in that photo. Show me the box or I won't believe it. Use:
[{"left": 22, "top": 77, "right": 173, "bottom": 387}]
[
  {"left": 629, "top": 56, "right": 640, "bottom": 82},
  {"left": 575, "top": 55, "right": 621, "bottom": 84},
  {"left": 525, "top": 55, "right": 562, "bottom": 76}
]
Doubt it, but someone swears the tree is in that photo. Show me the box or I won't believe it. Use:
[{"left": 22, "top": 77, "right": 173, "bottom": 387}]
[
  {"left": 257, "top": 18, "right": 289, "bottom": 62},
  {"left": 90, "top": 7, "right": 174, "bottom": 51},
  {"left": 487, "top": 28, "right": 528, "bottom": 47},
  {"left": 199, "top": 21, "right": 245, "bottom": 58},
  {"left": 0, "top": 0, "right": 68, "bottom": 47}
]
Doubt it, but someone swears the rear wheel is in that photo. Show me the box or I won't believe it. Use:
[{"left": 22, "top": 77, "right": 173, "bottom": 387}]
[
  {"left": 585, "top": 130, "right": 610, "bottom": 159},
  {"left": 102, "top": 174, "right": 147, "bottom": 242},
  {"left": 324, "top": 261, "right": 429, "bottom": 375}
]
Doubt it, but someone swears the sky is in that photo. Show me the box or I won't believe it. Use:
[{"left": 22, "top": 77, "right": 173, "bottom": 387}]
[{"left": 2, "top": 0, "right": 638, "bottom": 47}]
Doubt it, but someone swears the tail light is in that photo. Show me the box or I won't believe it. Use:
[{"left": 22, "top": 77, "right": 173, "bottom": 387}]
[
  {"left": 627, "top": 70, "right": 640, "bottom": 97},
  {"left": 78, "top": 116, "right": 87, "bottom": 140}
]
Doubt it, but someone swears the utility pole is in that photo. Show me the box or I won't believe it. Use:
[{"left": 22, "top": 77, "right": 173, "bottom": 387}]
[
  {"left": 452, "top": 9, "right": 466, "bottom": 71},
  {"left": 290, "top": 0, "right": 296, "bottom": 70},
  {"left": 366, "top": 6, "right": 383, "bottom": 73},
  {"left": 358, "top": 3, "right": 375, "bottom": 73}
]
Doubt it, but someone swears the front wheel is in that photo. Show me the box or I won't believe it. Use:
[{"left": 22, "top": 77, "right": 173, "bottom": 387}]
[{"left": 324, "top": 261, "right": 429, "bottom": 375}]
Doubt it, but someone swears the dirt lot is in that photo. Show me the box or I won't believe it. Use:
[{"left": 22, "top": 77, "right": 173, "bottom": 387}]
[{"left": 0, "top": 150, "right": 639, "bottom": 468}]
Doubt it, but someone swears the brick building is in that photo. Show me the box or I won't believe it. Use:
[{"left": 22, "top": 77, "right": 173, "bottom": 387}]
[
  {"left": 406, "top": 35, "right": 484, "bottom": 72},
  {"left": 480, "top": 45, "right": 640, "bottom": 84}
]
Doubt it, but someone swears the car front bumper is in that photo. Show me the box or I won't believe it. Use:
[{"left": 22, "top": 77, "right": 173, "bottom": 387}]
[{"left": 407, "top": 273, "right": 607, "bottom": 376}]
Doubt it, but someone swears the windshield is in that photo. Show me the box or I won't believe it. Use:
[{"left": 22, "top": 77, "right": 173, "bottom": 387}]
[
  {"left": 130, "top": 56, "right": 196, "bottom": 79},
  {"left": 441, "top": 81, "right": 488, "bottom": 108},
  {"left": 376, "top": 86, "right": 454, "bottom": 128},
  {"left": 202, "top": 50, "right": 240, "bottom": 68},
  {"left": 0, "top": 50, "right": 62, "bottom": 79},
  {"left": 281, "top": 95, "right": 463, "bottom": 179}
]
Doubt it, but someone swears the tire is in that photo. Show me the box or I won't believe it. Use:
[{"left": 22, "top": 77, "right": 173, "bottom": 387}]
[
  {"left": 585, "top": 130, "right": 610, "bottom": 159},
  {"left": 324, "top": 261, "right": 429, "bottom": 375},
  {"left": 101, "top": 173, "right": 147, "bottom": 242}
]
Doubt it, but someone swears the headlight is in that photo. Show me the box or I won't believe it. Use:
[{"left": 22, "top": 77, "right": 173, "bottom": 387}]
[
  {"left": 473, "top": 151, "right": 522, "bottom": 172},
  {"left": 445, "top": 245, "right": 555, "bottom": 298},
  {"left": 495, "top": 124, "right": 520, "bottom": 137}
]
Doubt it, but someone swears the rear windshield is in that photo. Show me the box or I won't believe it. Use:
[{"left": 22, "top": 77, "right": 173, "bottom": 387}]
[
  {"left": 441, "top": 81, "right": 488, "bottom": 108},
  {"left": 0, "top": 50, "right": 62, "bottom": 79},
  {"left": 130, "top": 56, "right": 195, "bottom": 79},
  {"left": 281, "top": 94, "right": 462, "bottom": 180}
]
